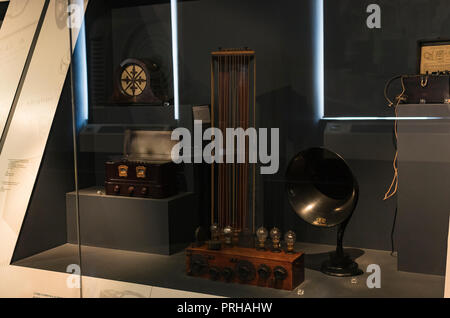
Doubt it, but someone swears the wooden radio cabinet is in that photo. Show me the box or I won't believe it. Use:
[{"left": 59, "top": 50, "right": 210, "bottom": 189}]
[{"left": 186, "top": 245, "right": 304, "bottom": 291}]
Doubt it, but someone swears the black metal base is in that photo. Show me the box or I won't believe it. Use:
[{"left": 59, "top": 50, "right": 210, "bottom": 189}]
[{"left": 321, "top": 252, "right": 363, "bottom": 277}]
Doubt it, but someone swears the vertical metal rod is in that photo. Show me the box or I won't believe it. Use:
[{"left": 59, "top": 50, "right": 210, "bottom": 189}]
[
  {"left": 210, "top": 56, "right": 215, "bottom": 226},
  {"left": 170, "top": 0, "right": 179, "bottom": 120},
  {"left": 252, "top": 55, "right": 256, "bottom": 233},
  {"left": 67, "top": 0, "right": 83, "bottom": 298}
]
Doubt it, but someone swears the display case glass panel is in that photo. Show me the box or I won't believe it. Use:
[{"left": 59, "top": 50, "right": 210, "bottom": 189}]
[
  {"left": 69, "top": 0, "right": 449, "bottom": 298},
  {"left": 0, "top": 0, "right": 448, "bottom": 299},
  {"left": 0, "top": 0, "right": 83, "bottom": 298}
]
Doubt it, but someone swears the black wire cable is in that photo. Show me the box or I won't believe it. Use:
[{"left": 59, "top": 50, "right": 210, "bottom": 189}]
[
  {"left": 389, "top": 106, "right": 398, "bottom": 257},
  {"left": 391, "top": 205, "right": 398, "bottom": 256},
  {"left": 384, "top": 75, "right": 403, "bottom": 106}
]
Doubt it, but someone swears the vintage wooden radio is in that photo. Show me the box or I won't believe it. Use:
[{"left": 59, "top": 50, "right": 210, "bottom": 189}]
[
  {"left": 105, "top": 130, "right": 177, "bottom": 199},
  {"left": 186, "top": 245, "right": 304, "bottom": 291},
  {"left": 186, "top": 48, "right": 305, "bottom": 291},
  {"left": 112, "top": 58, "right": 169, "bottom": 105}
]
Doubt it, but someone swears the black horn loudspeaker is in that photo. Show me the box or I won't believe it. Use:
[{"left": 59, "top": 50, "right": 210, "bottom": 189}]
[{"left": 286, "top": 147, "right": 363, "bottom": 277}]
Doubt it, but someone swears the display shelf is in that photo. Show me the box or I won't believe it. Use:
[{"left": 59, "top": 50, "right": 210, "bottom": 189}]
[
  {"left": 397, "top": 104, "right": 450, "bottom": 275},
  {"left": 13, "top": 242, "right": 445, "bottom": 298},
  {"left": 66, "top": 187, "right": 198, "bottom": 255}
]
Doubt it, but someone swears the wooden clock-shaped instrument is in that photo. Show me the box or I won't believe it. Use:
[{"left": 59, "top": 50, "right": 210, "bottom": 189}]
[{"left": 113, "top": 58, "right": 168, "bottom": 105}]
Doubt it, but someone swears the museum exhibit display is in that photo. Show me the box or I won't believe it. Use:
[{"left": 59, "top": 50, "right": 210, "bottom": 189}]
[{"left": 0, "top": 0, "right": 449, "bottom": 301}]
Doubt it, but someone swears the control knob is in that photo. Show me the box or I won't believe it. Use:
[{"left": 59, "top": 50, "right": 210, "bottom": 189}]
[
  {"left": 209, "top": 266, "right": 221, "bottom": 281},
  {"left": 273, "top": 266, "right": 288, "bottom": 281},
  {"left": 222, "top": 267, "right": 234, "bottom": 282},
  {"left": 236, "top": 260, "right": 256, "bottom": 282},
  {"left": 189, "top": 255, "right": 208, "bottom": 276},
  {"left": 257, "top": 264, "right": 272, "bottom": 280}
]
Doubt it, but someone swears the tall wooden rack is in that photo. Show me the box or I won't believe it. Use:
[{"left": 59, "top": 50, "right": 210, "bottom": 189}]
[{"left": 210, "top": 48, "right": 256, "bottom": 234}]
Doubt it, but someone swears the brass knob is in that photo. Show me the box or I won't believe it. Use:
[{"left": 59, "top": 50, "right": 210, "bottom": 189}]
[
  {"left": 128, "top": 186, "right": 135, "bottom": 195},
  {"left": 113, "top": 185, "right": 120, "bottom": 193}
]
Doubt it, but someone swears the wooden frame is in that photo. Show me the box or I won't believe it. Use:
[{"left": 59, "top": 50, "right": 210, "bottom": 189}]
[{"left": 210, "top": 48, "right": 256, "bottom": 233}]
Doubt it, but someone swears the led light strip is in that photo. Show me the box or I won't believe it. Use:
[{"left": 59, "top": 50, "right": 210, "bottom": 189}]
[
  {"left": 170, "top": 0, "right": 179, "bottom": 120},
  {"left": 323, "top": 116, "right": 449, "bottom": 121},
  {"left": 314, "top": 0, "right": 324, "bottom": 120}
]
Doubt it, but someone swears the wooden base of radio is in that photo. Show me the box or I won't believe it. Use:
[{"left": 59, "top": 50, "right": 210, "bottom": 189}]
[{"left": 186, "top": 245, "right": 304, "bottom": 291}]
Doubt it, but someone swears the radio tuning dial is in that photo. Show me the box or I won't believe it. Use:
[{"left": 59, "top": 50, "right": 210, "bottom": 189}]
[
  {"left": 222, "top": 267, "right": 234, "bottom": 282},
  {"left": 189, "top": 255, "right": 208, "bottom": 276},
  {"left": 209, "top": 267, "right": 221, "bottom": 281},
  {"left": 273, "top": 266, "right": 288, "bottom": 281},
  {"left": 236, "top": 260, "right": 256, "bottom": 282},
  {"left": 257, "top": 264, "right": 271, "bottom": 280}
]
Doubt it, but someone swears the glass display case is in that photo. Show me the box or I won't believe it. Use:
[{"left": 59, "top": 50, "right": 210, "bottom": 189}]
[
  {"left": 0, "top": 0, "right": 449, "bottom": 299},
  {"left": 0, "top": 0, "right": 83, "bottom": 297}
]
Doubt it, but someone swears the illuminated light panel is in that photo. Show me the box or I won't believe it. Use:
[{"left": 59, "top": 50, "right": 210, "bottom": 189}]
[
  {"left": 323, "top": 117, "right": 449, "bottom": 121},
  {"left": 170, "top": 0, "right": 179, "bottom": 120},
  {"left": 73, "top": 17, "right": 88, "bottom": 129},
  {"left": 314, "top": 0, "right": 324, "bottom": 120}
]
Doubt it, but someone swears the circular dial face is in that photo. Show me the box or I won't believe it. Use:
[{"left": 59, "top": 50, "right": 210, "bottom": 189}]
[
  {"left": 236, "top": 260, "right": 256, "bottom": 282},
  {"left": 120, "top": 64, "right": 148, "bottom": 97}
]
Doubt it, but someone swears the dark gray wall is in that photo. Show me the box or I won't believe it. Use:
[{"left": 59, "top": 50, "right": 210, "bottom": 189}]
[
  {"left": 90, "top": 0, "right": 399, "bottom": 251},
  {"left": 175, "top": 0, "right": 322, "bottom": 237},
  {"left": 325, "top": 0, "right": 450, "bottom": 117}
]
